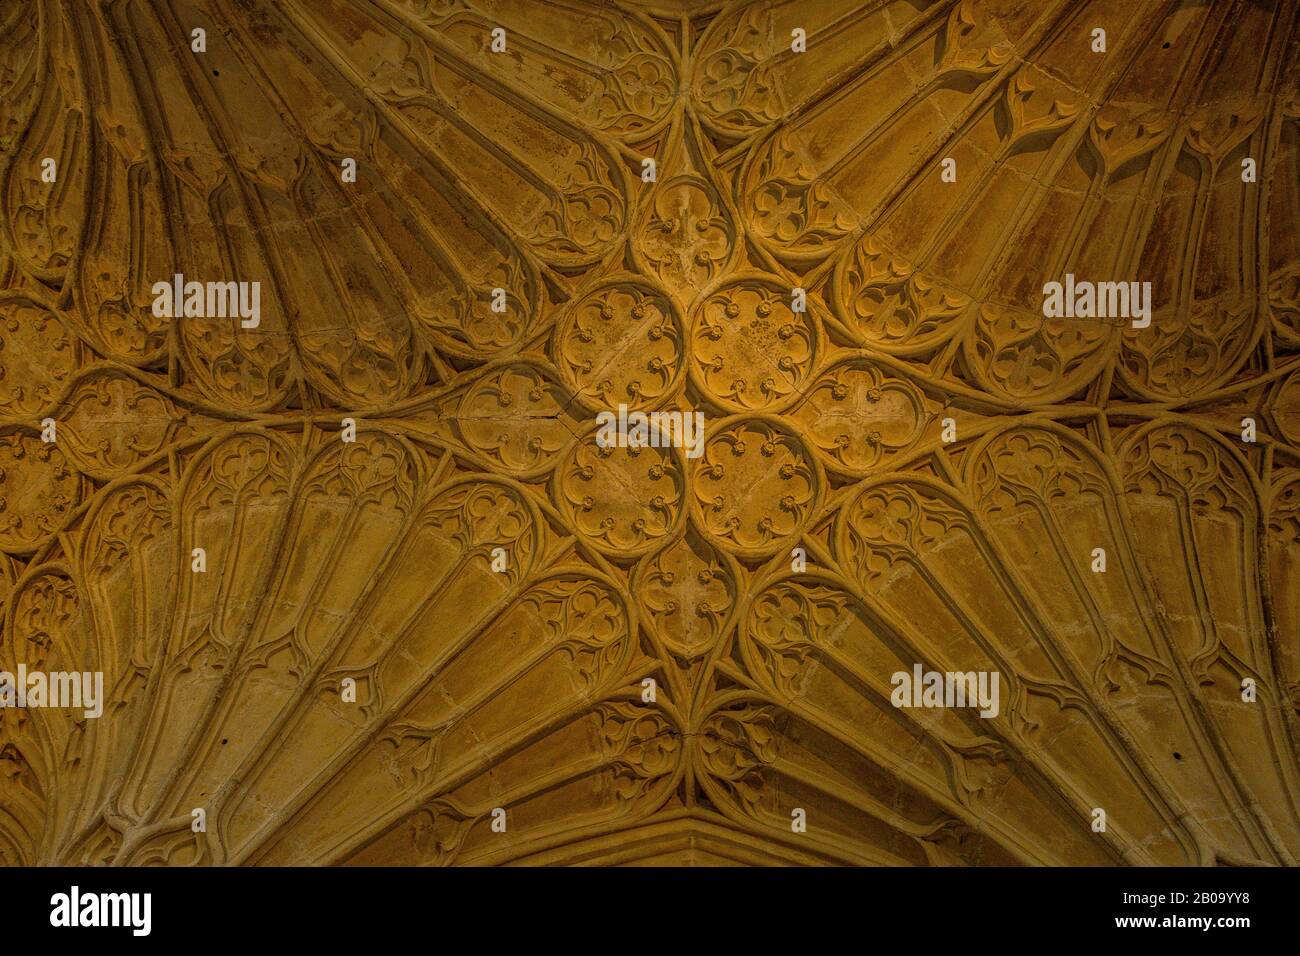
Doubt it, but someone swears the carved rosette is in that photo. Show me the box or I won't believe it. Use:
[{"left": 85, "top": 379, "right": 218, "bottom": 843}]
[
  {"left": 690, "top": 274, "right": 819, "bottom": 414},
  {"left": 690, "top": 416, "right": 822, "bottom": 560},
  {"left": 552, "top": 278, "right": 683, "bottom": 410}
]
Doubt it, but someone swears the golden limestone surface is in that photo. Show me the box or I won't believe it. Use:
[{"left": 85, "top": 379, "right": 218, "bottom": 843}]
[{"left": 0, "top": 0, "right": 1298, "bottom": 867}]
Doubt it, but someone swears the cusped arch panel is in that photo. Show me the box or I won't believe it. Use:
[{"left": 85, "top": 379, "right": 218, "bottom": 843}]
[{"left": 1117, "top": 421, "right": 1300, "bottom": 862}]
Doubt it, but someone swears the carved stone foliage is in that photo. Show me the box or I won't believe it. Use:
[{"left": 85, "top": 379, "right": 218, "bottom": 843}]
[{"left": 1, "top": 0, "right": 1299, "bottom": 867}]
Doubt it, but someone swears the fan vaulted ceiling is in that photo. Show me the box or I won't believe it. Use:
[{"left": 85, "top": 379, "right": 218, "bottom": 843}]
[{"left": 1, "top": 0, "right": 1299, "bottom": 866}]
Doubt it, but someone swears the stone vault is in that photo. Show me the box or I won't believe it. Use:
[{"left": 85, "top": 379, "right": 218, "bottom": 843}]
[{"left": 1, "top": 0, "right": 1299, "bottom": 866}]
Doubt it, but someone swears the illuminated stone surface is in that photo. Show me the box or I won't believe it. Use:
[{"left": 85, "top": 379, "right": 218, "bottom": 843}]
[{"left": 0, "top": 0, "right": 1298, "bottom": 866}]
